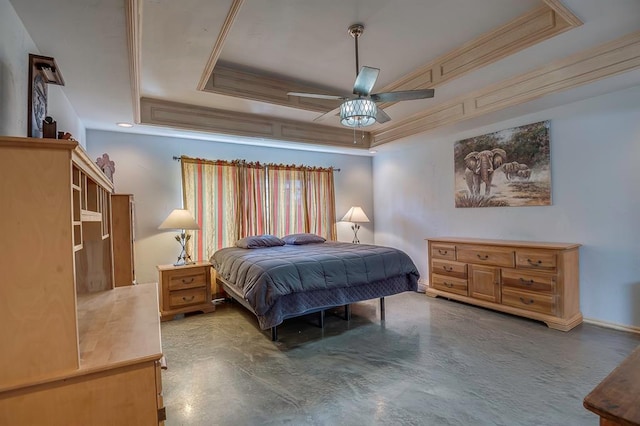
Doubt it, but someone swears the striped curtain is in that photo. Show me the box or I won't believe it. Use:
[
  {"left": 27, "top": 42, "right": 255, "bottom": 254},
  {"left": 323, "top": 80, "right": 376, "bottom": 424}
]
[
  {"left": 181, "top": 157, "right": 337, "bottom": 257},
  {"left": 181, "top": 157, "right": 239, "bottom": 262},
  {"left": 266, "top": 165, "right": 337, "bottom": 240},
  {"left": 238, "top": 162, "right": 267, "bottom": 237},
  {"left": 305, "top": 168, "right": 337, "bottom": 240}
]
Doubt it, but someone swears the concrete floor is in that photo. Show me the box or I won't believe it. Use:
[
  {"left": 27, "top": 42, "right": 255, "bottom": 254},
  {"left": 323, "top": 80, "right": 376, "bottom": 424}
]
[{"left": 160, "top": 292, "right": 640, "bottom": 426}]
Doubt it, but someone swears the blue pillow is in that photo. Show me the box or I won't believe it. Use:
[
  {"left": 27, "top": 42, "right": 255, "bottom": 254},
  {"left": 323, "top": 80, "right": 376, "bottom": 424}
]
[
  {"left": 282, "top": 233, "right": 326, "bottom": 245},
  {"left": 236, "top": 235, "right": 285, "bottom": 249}
]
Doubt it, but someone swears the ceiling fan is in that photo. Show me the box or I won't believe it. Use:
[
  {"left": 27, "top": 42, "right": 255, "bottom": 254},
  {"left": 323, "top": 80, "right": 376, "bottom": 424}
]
[{"left": 287, "top": 24, "right": 435, "bottom": 128}]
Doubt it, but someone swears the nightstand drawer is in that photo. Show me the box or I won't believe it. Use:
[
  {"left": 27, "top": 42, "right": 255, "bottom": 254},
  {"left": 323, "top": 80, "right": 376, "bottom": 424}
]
[
  {"left": 169, "top": 288, "right": 207, "bottom": 308},
  {"left": 166, "top": 269, "right": 207, "bottom": 291}
]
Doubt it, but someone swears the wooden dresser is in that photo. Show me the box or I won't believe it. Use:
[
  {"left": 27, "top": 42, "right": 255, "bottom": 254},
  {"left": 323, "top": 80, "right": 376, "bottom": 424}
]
[
  {"left": 426, "top": 237, "right": 582, "bottom": 331},
  {"left": 0, "top": 137, "right": 164, "bottom": 424}
]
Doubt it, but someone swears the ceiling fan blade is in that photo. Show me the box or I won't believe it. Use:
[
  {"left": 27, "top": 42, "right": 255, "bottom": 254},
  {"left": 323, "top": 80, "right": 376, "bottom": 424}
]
[
  {"left": 376, "top": 108, "right": 391, "bottom": 124},
  {"left": 353, "top": 66, "right": 380, "bottom": 96},
  {"left": 313, "top": 106, "right": 341, "bottom": 122},
  {"left": 287, "top": 92, "right": 348, "bottom": 100},
  {"left": 371, "top": 89, "right": 435, "bottom": 102}
]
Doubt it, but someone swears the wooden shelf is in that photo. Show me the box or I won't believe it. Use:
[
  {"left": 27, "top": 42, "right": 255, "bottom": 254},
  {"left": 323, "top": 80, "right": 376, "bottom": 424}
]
[
  {"left": 80, "top": 210, "right": 102, "bottom": 222},
  {"left": 77, "top": 284, "right": 162, "bottom": 373}
]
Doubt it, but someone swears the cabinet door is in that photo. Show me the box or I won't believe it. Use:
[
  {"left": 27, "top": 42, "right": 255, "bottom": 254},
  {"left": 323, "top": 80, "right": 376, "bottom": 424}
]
[
  {"left": 469, "top": 265, "right": 501, "bottom": 303},
  {"left": 112, "top": 194, "right": 135, "bottom": 286}
]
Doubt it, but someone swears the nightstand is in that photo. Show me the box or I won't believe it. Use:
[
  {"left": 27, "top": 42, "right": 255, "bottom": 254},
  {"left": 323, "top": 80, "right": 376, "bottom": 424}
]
[{"left": 157, "top": 261, "right": 215, "bottom": 321}]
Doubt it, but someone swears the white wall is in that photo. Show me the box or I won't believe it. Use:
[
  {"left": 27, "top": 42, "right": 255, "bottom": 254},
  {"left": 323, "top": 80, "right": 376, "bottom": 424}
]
[
  {"left": 0, "top": 0, "right": 85, "bottom": 145},
  {"left": 86, "top": 130, "right": 374, "bottom": 284},
  {"left": 373, "top": 86, "right": 640, "bottom": 328}
]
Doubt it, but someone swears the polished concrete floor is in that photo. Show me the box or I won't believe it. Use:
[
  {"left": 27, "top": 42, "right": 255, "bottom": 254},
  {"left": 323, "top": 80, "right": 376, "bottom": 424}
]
[{"left": 161, "top": 292, "right": 640, "bottom": 426}]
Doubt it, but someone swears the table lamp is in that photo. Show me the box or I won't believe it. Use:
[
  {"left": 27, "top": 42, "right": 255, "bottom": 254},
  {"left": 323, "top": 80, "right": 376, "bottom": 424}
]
[
  {"left": 159, "top": 208, "right": 200, "bottom": 265},
  {"left": 341, "top": 206, "right": 370, "bottom": 244}
]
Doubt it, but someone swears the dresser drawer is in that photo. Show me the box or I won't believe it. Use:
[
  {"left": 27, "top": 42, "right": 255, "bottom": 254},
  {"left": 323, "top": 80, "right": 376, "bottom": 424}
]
[
  {"left": 431, "top": 274, "right": 468, "bottom": 296},
  {"left": 457, "top": 245, "right": 515, "bottom": 268},
  {"left": 502, "top": 288, "right": 556, "bottom": 315},
  {"left": 169, "top": 288, "right": 207, "bottom": 308},
  {"left": 502, "top": 269, "right": 555, "bottom": 294},
  {"left": 432, "top": 259, "right": 467, "bottom": 279},
  {"left": 431, "top": 244, "right": 456, "bottom": 260},
  {"left": 166, "top": 268, "right": 207, "bottom": 291},
  {"left": 516, "top": 250, "right": 557, "bottom": 271}
]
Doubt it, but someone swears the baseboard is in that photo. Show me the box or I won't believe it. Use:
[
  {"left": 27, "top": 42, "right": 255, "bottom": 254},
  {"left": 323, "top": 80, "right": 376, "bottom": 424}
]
[{"left": 583, "top": 317, "right": 640, "bottom": 334}]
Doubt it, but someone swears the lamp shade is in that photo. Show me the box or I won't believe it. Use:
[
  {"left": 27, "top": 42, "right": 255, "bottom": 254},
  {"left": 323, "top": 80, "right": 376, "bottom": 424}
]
[
  {"left": 341, "top": 206, "right": 370, "bottom": 223},
  {"left": 158, "top": 209, "right": 200, "bottom": 230},
  {"left": 340, "top": 99, "right": 377, "bottom": 127}
]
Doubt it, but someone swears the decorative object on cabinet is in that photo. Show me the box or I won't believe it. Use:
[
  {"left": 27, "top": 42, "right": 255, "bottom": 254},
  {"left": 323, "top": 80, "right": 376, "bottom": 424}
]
[
  {"left": 159, "top": 208, "right": 200, "bottom": 265},
  {"left": 157, "top": 261, "right": 215, "bottom": 321},
  {"left": 341, "top": 206, "right": 369, "bottom": 244},
  {"left": 0, "top": 136, "right": 164, "bottom": 424},
  {"left": 27, "top": 54, "right": 65, "bottom": 138},
  {"left": 42, "top": 116, "right": 57, "bottom": 138},
  {"left": 112, "top": 194, "right": 136, "bottom": 286},
  {"left": 426, "top": 237, "right": 582, "bottom": 331},
  {"left": 583, "top": 345, "right": 640, "bottom": 425},
  {"left": 96, "top": 153, "right": 115, "bottom": 183},
  {"left": 454, "top": 120, "right": 551, "bottom": 208}
]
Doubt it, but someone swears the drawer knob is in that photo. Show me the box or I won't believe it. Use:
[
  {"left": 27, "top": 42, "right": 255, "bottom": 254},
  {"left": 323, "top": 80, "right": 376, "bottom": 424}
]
[
  {"left": 442, "top": 266, "right": 453, "bottom": 272},
  {"left": 438, "top": 249, "right": 448, "bottom": 255},
  {"left": 444, "top": 282, "right": 454, "bottom": 288},
  {"left": 527, "top": 259, "right": 543, "bottom": 266},
  {"left": 519, "top": 278, "right": 535, "bottom": 285},
  {"left": 182, "top": 296, "right": 195, "bottom": 302},
  {"left": 519, "top": 297, "right": 535, "bottom": 305},
  {"left": 181, "top": 277, "right": 195, "bottom": 284},
  {"left": 477, "top": 254, "right": 489, "bottom": 260}
]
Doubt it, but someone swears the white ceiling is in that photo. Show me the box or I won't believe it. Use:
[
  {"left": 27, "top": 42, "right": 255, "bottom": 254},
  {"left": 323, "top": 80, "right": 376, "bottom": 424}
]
[{"left": 9, "top": 0, "right": 640, "bottom": 153}]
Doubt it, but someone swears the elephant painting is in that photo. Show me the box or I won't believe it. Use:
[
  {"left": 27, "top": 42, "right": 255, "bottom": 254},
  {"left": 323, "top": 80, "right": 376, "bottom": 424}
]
[
  {"left": 454, "top": 120, "right": 551, "bottom": 207},
  {"left": 464, "top": 148, "right": 507, "bottom": 195},
  {"left": 502, "top": 161, "right": 530, "bottom": 180}
]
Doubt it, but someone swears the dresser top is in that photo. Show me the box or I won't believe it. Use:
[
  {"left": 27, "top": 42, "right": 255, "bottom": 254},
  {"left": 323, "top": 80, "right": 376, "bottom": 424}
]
[{"left": 426, "top": 237, "right": 580, "bottom": 250}]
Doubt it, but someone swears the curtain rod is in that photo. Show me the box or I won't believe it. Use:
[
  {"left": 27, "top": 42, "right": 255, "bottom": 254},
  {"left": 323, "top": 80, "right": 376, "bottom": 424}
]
[{"left": 172, "top": 156, "right": 340, "bottom": 171}]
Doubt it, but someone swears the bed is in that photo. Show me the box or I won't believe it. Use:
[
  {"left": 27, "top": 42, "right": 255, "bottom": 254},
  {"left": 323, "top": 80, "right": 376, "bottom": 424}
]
[{"left": 210, "top": 236, "right": 419, "bottom": 340}]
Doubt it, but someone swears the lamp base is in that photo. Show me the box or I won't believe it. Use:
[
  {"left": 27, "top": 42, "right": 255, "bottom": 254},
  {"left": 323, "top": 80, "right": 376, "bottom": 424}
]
[
  {"left": 351, "top": 223, "right": 361, "bottom": 244},
  {"left": 174, "top": 231, "right": 195, "bottom": 266}
]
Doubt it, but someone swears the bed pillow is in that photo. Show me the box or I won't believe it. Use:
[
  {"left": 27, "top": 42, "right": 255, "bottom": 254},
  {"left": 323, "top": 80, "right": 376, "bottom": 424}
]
[
  {"left": 236, "top": 235, "right": 285, "bottom": 249},
  {"left": 282, "top": 233, "right": 326, "bottom": 245}
]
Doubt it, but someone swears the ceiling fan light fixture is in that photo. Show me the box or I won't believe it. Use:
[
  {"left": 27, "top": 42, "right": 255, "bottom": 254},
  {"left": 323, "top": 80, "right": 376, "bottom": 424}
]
[{"left": 340, "top": 98, "right": 377, "bottom": 127}]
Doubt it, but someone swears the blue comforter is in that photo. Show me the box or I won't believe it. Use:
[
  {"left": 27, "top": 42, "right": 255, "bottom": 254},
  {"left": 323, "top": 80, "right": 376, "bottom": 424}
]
[{"left": 211, "top": 242, "right": 419, "bottom": 316}]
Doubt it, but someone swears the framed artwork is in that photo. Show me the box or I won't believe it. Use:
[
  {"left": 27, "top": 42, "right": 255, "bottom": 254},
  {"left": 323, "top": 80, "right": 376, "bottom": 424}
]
[
  {"left": 27, "top": 54, "right": 65, "bottom": 138},
  {"left": 454, "top": 120, "right": 551, "bottom": 208},
  {"left": 28, "top": 58, "right": 47, "bottom": 138}
]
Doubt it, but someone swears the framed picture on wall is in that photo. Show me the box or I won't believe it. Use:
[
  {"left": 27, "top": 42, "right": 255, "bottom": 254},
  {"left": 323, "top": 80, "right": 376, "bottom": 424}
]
[
  {"left": 454, "top": 120, "right": 552, "bottom": 208},
  {"left": 27, "top": 54, "right": 65, "bottom": 138}
]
